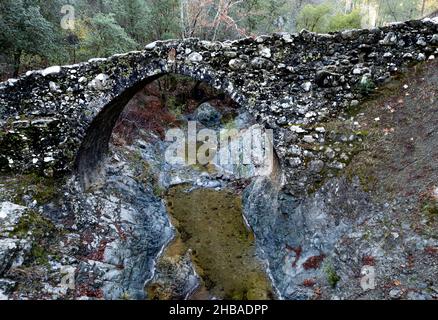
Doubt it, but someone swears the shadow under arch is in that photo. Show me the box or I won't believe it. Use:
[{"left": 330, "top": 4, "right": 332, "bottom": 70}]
[{"left": 74, "top": 63, "right": 251, "bottom": 190}]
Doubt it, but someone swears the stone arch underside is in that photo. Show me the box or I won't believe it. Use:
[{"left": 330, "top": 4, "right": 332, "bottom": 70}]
[
  {"left": 74, "top": 65, "right": 249, "bottom": 189},
  {"left": 0, "top": 20, "right": 437, "bottom": 195}
]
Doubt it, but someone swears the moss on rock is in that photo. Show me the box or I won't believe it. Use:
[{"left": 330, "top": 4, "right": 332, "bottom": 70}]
[{"left": 10, "top": 210, "right": 60, "bottom": 267}]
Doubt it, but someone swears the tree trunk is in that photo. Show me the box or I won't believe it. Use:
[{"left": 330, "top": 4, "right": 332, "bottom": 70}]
[
  {"left": 180, "top": 0, "right": 186, "bottom": 39},
  {"left": 13, "top": 50, "right": 22, "bottom": 78},
  {"left": 421, "top": 0, "right": 427, "bottom": 16}
]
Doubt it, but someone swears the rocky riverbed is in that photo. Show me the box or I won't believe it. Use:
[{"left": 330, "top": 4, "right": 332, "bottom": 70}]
[{"left": 148, "top": 185, "right": 273, "bottom": 300}]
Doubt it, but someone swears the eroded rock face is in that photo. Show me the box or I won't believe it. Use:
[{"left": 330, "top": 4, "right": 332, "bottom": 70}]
[
  {"left": 147, "top": 250, "right": 200, "bottom": 300},
  {"left": 0, "top": 239, "right": 26, "bottom": 275},
  {"left": 243, "top": 60, "right": 438, "bottom": 300},
  {"left": 244, "top": 176, "right": 438, "bottom": 300},
  {"left": 63, "top": 147, "right": 174, "bottom": 300},
  {"left": 0, "top": 202, "right": 28, "bottom": 278},
  {"left": 0, "top": 142, "right": 175, "bottom": 300}
]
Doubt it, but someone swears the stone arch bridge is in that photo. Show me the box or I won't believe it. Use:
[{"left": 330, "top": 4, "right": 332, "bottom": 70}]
[{"left": 0, "top": 19, "right": 437, "bottom": 194}]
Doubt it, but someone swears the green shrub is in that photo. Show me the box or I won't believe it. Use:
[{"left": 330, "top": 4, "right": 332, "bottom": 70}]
[
  {"left": 296, "top": 4, "right": 332, "bottom": 32},
  {"left": 324, "top": 263, "right": 341, "bottom": 288},
  {"left": 357, "top": 77, "right": 376, "bottom": 95},
  {"left": 327, "top": 9, "right": 362, "bottom": 32}
]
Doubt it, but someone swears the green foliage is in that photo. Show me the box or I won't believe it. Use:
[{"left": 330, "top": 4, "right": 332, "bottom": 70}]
[
  {"left": 108, "top": 0, "right": 150, "bottom": 44},
  {"left": 0, "top": 0, "right": 434, "bottom": 79},
  {"left": 239, "top": 0, "right": 290, "bottom": 34},
  {"left": 296, "top": 4, "right": 332, "bottom": 32},
  {"left": 357, "top": 77, "right": 376, "bottom": 95},
  {"left": 79, "top": 13, "right": 138, "bottom": 59},
  {"left": 0, "top": 2, "right": 53, "bottom": 53},
  {"left": 145, "top": 0, "right": 180, "bottom": 40},
  {"left": 120, "top": 291, "right": 132, "bottom": 300},
  {"left": 152, "top": 184, "right": 166, "bottom": 198},
  {"left": 166, "top": 96, "right": 185, "bottom": 119},
  {"left": 296, "top": 4, "right": 362, "bottom": 33},
  {"left": 378, "top": 0, "right": 420, "bottom": 23},
  {"left": 327, "top": 9, "right": 362, "bottom": 32},
  {"left": 423, "top": 199, "right": 438, "bottom": 223},
  {"left": 324, "top": 263, "right": 341, "bottom": 288},
  {"left": 0, "top": 0, "right": 60, "bottom": 75}
]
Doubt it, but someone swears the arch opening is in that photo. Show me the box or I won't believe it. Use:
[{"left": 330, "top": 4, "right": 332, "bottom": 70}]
[
  {"left": 72, "top": 69, "right": 277, "bottom": 300},
  {"left": 74, "top": 64, "right": 249, "bottom": 190},
  {"left": 74, "top": 73, "right": 162, "bottom": 190}
]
